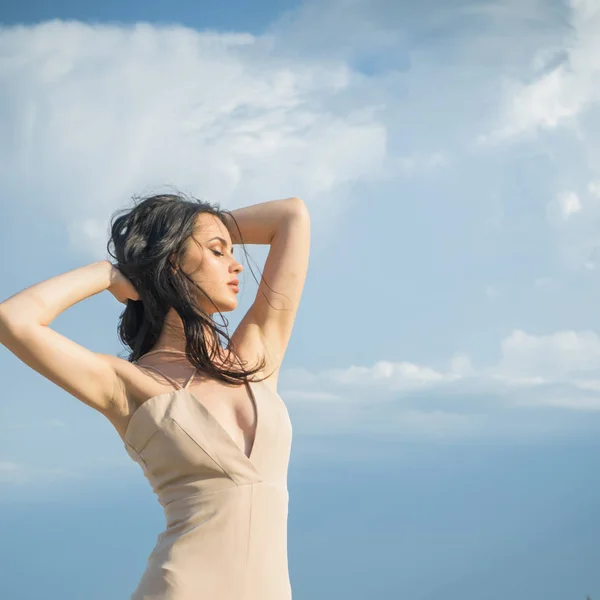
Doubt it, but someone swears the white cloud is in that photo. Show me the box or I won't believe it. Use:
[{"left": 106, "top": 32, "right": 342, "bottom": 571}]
[
  {"left": 394, "top": 409, "right": 477, "bottom": 437},
  {"left": 557, "top": 191, "right": 582, "bottom": 218},
  {"left": 588, "top": 180, "right": 600, "bottom": 196},
  {"left": 547, "top": 189, "right": 600, "bottom": 270},
  {"left": 393, "top": 152, "right": 449, "bottom": 175},
  {"left": 0, "top": 460, "right": 21, "bottom": 478},
  {"left": 533, "top": 276, "right": 555, "bottom": 288},
  {"left": 322, "top": 328, "right": 600, "bottom": 391},
  {"left": 279, "top": 328, "right": 600, "bottom": 439},
  {"left": 2, "top": 2, "right": 600, "bottom": 458},
  {"left": 496, "top": 328, "right": 600, "bottom": 379},
  {"left": 281, "top": 390, "right": 341, "bottom": 401},
  {"left": 485, "top": 0, "right": 600, "bottom": 139},
  {"left": 450, "top": 353, "right": 473, "bottom": 376},
  {"left": 484, "top": 284, "right": 502, "bottom": 299},
  {"left": 499, "top": 65, "right": 583, "bottom": 138},
  {"left": 0, "top": 462, "right": 33, "bottom": 487},
  {"left": 304, "top": 328, "right": 600, "bottom": 397},
  {"left": 326, "top": 360, "right": 448, "bottom": 390},
  {"left": 0, "top": 20, "right": 392, "bottom": 257}
]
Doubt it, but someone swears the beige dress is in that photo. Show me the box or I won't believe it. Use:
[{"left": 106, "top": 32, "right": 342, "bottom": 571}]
[{"left": 122, "top": 350, "right": 293, "bottom": 600}]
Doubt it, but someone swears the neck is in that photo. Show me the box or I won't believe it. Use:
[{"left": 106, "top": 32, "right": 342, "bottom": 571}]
[{"left": 152, "top": 309, "right": 220, "bottom": 354}]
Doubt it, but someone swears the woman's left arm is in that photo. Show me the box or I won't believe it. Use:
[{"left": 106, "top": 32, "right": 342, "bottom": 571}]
[{"left": 223, "top": 197, "right": 311, "bottom": 382}]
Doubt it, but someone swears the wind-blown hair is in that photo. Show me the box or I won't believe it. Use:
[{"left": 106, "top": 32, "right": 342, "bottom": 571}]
[{"left": 106, "top": 191, "right": 268, "bottom": 384}]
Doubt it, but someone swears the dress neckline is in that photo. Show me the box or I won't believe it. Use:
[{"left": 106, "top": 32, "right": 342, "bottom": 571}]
[{"left": 129, "top": 348, "right": 260, "bottom": 463}]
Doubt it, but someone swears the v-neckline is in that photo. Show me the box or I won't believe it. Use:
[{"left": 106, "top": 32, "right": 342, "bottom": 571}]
[
  {"left": 123, "top": 372, "right": 261, "bottom": 468},
  {"left": 186, "top": 382, "right": 260, "bottom": 464},
  {"left": 129, "top": 349, "right": 261, "bottom": 463},
  {"left": 123, "top": 382, "right": 262, "bottom": 468}
]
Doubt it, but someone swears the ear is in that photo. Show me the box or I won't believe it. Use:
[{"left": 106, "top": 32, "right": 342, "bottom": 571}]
[{"left": 168, "top": 252, "right": 180, "bottom": 273}]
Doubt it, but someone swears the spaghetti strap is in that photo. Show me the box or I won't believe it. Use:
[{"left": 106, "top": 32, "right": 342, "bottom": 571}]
[
  {"left": 138, "top": 364, "right": 184, "bottom": 391},
  {"left": 183, "top": 369, "right": 196, "bottom": 389},
  {"left": 136, "top": 348, "right": 197, "bottom": 391}
]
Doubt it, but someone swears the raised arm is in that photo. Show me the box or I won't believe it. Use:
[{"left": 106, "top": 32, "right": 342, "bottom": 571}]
[
  {"left": 224, "top": 197, "right": 310, "bottom": 386},
  {"left": 0, "top": 261, "right": 131, "bottom": 418}
]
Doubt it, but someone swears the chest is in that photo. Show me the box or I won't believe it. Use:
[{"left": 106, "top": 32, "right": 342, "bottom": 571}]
[
  {"left": 117, "top": 371, "right": 259, "bottom": 458},
  {"left": 192, "top": 384, "right": 257, "bottom": 455}
]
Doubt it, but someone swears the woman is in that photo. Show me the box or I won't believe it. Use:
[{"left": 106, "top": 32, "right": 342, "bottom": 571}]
[{"left": 0, "top": 192, "right": 310, "bottom": 599}]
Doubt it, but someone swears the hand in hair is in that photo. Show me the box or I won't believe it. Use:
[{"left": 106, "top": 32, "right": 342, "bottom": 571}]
[{"left": 108, "top": 262, "right": 141, "bottom": 304}]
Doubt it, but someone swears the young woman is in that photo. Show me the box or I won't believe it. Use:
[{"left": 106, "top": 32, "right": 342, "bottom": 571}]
[{"left": 0, "top": 193, "right": 310, "bottom": 600}]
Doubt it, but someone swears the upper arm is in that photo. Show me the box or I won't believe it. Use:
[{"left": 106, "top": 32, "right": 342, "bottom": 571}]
[
  {"left": 232, "top": 198, "right": 310, "bottom": 380},
  {"left": 0, "top": 316, "right": 125, "bottom": 417}
]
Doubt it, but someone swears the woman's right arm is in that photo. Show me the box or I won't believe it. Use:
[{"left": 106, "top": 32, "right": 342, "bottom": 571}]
[{"left": 0, "top": 261, "right": 130, "bottom": 419}]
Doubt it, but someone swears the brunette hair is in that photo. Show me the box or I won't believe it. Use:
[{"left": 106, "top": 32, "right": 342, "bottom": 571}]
[{"left": 107, "top": 191, "right": 269, "bottom": 384}]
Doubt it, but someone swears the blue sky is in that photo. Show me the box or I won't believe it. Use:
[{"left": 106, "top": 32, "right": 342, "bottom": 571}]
[{"left": 1, "top": 0, "right": 600, "bottom": 598}]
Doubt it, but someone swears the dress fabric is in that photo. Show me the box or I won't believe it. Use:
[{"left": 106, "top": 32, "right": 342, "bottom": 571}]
[{"left": 123, "top": 351, "right": 293, "bottom": 600}]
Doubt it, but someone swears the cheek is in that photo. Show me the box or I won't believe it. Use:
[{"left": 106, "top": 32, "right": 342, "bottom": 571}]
[
  {"left": 181, "top": 253, "right": 210, "bottom": 283},
  {"left": 197, "top": 257, "right": 225, "bottom": 284}
]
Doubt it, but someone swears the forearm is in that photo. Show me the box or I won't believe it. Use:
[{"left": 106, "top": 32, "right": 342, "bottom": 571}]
[
  {"left": 0, "top": 260, "right": 114, "bottom": 328},
  {"left": 223, "top": 197, "right": 307, "bottom": 246}
]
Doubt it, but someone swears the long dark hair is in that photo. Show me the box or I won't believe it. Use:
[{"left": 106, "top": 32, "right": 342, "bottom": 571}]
[{"left": 106, "top": 191, "right": 269, "bottom": 385}]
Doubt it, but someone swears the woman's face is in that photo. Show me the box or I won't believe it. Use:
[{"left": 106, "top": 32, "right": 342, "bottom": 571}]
[{"left": 178, "top": 212, "right": 244, "bottom": 314}]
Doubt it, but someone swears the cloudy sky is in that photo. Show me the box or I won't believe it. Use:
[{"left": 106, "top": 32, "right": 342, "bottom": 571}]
[{"left": 1, "top": 0, "right": 600, "bottom": 598}]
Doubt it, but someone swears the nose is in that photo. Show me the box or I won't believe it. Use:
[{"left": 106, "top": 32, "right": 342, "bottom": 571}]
[{"left": 232, "top": 258, "right": 243, "bottom": 274}]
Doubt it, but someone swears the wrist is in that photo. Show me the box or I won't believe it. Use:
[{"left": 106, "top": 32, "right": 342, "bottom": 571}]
[
  {"left": 104, "top": 260, "right": 120, "bottom": 289},
  {"left": 224, "top": 198, "right": 303, "bottom": 246}
]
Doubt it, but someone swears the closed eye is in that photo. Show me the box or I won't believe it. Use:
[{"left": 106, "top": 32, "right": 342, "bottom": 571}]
[{"left": 211, "top": 250, "right": 224, "bottom": 257}]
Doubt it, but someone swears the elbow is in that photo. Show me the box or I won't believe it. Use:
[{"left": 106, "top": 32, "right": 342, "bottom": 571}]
[
  {"left": 289, "top": 197, "right": 310, "bottom": 220},
  {"left": 0, "top": 303, "right": 36, "bottom": 332}
]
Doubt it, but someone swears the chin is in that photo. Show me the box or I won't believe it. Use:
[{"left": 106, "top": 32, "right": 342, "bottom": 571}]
[{"left": 219, "top": 297, "right": 238, "bottom": 312}]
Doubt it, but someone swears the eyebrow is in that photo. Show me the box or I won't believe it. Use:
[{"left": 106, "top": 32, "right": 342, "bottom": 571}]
[{"left": 207, "top": 236, "right": 234, "bottom": 253}]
